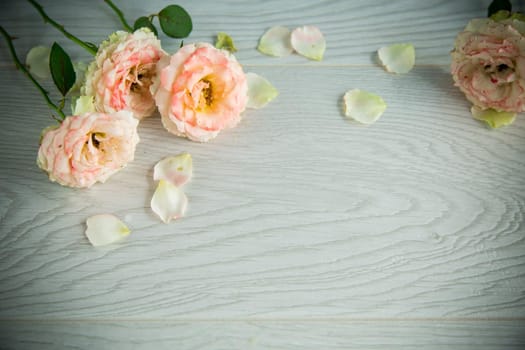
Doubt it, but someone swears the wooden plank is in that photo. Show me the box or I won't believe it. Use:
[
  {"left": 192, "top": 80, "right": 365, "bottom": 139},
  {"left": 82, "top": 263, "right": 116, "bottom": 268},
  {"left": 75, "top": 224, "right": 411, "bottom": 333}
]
[
  {"left": 1, "top": 65, "right": 524, "bottom": 319},
  {"left": 1, "top": 320, "right": 525, "bottom": 350},
  {"left": 0, "top": 0, "right": 512, "bottom": 66}
]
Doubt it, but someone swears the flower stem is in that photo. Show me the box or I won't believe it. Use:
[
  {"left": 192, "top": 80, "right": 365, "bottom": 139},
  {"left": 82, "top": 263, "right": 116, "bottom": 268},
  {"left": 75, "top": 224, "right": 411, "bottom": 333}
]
[
  {"left": 27, "top": 0, "right": 97, "bottom": 56},
  {"left": 104, "top": 0, "right": 133, "bottom": 32},
  {"left": 0, "top": 25, "right": 66, "bottom": 121}
]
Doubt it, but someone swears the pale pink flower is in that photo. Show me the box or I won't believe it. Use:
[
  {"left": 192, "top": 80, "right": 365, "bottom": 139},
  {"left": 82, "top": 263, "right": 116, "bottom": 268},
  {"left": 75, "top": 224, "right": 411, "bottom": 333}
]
[
  {"left": 82, "top": 28, "right": 166, "bottom": 119},
  {"left": 451, "top": 18, "right": 525, "bottom": 113},
  {"left": 37, "top": 111, "right": 140, "bottom": 188},
  {"left": 153, "top": 43, "right": 248, "bottom": 142}
]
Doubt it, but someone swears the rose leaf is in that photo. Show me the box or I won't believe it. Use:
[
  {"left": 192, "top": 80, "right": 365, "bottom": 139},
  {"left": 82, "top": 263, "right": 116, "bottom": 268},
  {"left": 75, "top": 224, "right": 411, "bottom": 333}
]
[
  {"left": 158, "top": 5, "right": 192, "bottom": 38},
  {"left": 49, "top": 42, "right": 76, "bottom": 96}
]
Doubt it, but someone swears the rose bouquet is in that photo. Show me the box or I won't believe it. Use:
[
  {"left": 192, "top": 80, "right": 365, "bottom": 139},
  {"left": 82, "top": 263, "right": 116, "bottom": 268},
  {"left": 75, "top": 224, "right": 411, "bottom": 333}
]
[{"left": 1, "top": 0, "right": 279, "bottom": 243}]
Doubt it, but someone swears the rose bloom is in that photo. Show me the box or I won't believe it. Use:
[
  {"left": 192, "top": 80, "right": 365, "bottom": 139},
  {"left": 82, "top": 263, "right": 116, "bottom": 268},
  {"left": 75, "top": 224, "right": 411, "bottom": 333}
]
[
  {"left": 153, "top": 43, "right": 248, "bottom": 142},
  {"left": 82, "top": 28, "right": 166, "bottom": 119},
  {"left": 37, "top": 111, "right": 140, "bottom": 188},
  {"left": 451, "top": 18, "right": 525, "bottom": 112}
]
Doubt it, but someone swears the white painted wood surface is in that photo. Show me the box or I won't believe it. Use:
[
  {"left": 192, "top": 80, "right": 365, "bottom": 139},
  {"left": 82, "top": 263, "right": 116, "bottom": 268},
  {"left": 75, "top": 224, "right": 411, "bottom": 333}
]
[{"left": 1, "top": 0, "right": 524, "bottom": 348}]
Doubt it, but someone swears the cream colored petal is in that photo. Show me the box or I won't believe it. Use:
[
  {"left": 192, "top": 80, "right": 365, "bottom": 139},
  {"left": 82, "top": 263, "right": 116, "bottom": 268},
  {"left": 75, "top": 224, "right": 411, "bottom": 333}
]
[
  {"left": 257, "top": 26, "right": 293, "bottom": 57},
  {"left": 246, "top": 72, "right": 278, "bottom": 109},
  {"left": 153, "top": 153, "right": 193, "bottom": 186},
  {"left": 151, "top": 180, "right": 188, "bottom": 223},
  {"left": 290, "top": 26, "right": 326, "bottom": 61},
  {"left": 471, "top": 106, "right": 516, "bottom": 128},
  {"left": 72, "top": 95, "right": 96, "bottom": 115},
  {"left": 377, "top": 43, "right": 415, "bottom": 74},
  {"left": 85, "top": 214, "right": 130, "bottom": 246},
  {"left": 343, "top": 89, "right": 387, "bottom": 124},
  {"left": 26, "top": 45, "right": 51, "bottom": 80}
]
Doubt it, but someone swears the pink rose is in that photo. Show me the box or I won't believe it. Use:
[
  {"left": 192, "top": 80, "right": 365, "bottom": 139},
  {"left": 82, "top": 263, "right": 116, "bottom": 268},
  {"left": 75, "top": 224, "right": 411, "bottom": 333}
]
[
  {"left": 153, "top": 43, "right": 248, "bottom": 142},
  {"left": 37, "top": 111, "right": 140, "bottom": 188},
  {"left": 82, "top": 28, "right": 166, "bottom": 119},
  {"left": 451, "top": 18, "right": 525, "bottom": 112}
]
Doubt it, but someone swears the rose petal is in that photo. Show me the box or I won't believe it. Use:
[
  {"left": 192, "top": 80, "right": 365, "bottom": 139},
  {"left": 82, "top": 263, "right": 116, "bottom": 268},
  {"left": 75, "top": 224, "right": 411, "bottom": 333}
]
[
  {"left": 290, "top": 26, "right": 326, "bottom": 61},
  {"left": 257, "top": 26, "right": 293, "bottom": 57},
  {"left": 471, "top": 106, "right": 516, "bottom": 128},
  {"left": 215, "top": 32, "right": 237, "bottom": 53},
  {"left": 85, "top": 214, "right": 130, "bottom": 246},
  {"left": 151, "top": 180, "right": 188, "bottom": 223},
  {"left": 72, "top": 95, "right": 96, "bottom": 115},
  {"left": 377, "top": 43, "right": 415, "bottom": 74},
  {"left": 26, "top": 45, "right": 51, "bottom": 79},
  {"left": 343, "top": 89, "right": 387, "bottom": 124},
  {"left": 153, "top": 153, "right": 193, "bottom": 186},
  {"left": 246, "top": 72, "right": 278, "bottom": 109}
]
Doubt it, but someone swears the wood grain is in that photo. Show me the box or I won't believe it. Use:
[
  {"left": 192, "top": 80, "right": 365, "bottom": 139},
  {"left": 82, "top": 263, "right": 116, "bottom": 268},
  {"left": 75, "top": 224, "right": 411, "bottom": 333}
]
[
  {"left": 1, "top": 65, "right": 524, "bottom": 320},
  {"left": 1, "top": 0, "right": 524, "bottom": 348},
  {"left": 0, "top": 0, "right": 517, "bottom": 66},
  {"left": 1, "top": 320, "right": 525, "bottom": 350}
]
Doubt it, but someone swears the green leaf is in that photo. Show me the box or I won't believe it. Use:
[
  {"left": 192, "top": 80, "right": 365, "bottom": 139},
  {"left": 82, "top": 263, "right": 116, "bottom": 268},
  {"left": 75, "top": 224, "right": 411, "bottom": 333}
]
[
  {"left": 134, "top": 16, "right": 158, "bottom": 36},
  {"left": 158, "top": 5, "right": 192, "bottom": 38},
  {"left": 215, "top": 32, "right": 237, "bottom": 53},
  {"left": 49, "top": 42, "right": 76, "bottom": 96},
  {"left": 488, "top": 0, "right": 512, "bottom": 17},
  {"left": 490, "top": 10, "right": 511, "bottom": 21},
  {"left": 471, "top": 106, "right": 516, "bottom": 128}
]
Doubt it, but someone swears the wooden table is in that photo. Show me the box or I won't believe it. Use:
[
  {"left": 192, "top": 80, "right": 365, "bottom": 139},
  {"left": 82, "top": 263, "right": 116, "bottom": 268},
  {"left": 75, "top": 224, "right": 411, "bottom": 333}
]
[{"left": 1, "top": 0, "right": 524, "bottom": 348}]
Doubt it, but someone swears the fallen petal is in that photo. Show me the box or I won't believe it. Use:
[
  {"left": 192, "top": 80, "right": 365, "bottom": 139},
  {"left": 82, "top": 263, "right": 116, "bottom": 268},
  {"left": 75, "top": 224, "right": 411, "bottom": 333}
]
[
  {"left": 377, "top": 43, "right": 415, "bottom": 74},
  {"left": 246, "top": 72, "right": 278, "bottom": 109},
  {"left": 343, "top": 89, "right": 387, "bottom": 124},
  {"left": 85, "top": 214, "right": 130, "bottom": 246},
  {"left": 471, "top": 106, "right": 516, "bottom": 128},
  {"left": 26, "top": 45, "right": 51, "bottom": 79},
  {"left": 257, "top": 26, "right": 293, "bottom": 57},
  {"left": 215, "top": 32, "right": 237, "bottom": 53},
  {"left": 151, "top": 180, "right": 188, "bottom": 223},
  {"left": 153, "top": 153, "right": 193, "bottom": 186},
  {"left": 290, "top": 25, "right": 326, "bottom": 61}
]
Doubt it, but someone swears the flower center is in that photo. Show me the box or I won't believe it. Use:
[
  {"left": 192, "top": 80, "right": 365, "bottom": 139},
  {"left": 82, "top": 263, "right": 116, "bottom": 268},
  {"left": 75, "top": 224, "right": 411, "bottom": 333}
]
[
  {"left": 201, "top": 79, "right": 213, "bottom": 106},
  {"left": 129, "top": 64, "right": 155, "bottom": 94},
  {"left": 189, "top": 78, "right": 214, "bottom": 111},
  {"left": 91, "top": 133, "right": 100, "bottom": 148},
  {"left": 483, "top": 63, "right": 515, "bottom": 85}
]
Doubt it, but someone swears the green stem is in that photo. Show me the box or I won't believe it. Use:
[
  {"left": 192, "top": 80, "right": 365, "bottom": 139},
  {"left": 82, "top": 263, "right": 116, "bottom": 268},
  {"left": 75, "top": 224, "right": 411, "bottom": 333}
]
[
  {"left": 104, "top": 0, "right": 133, "bottom": 32},
  {"left": 0, "top": 25, "right": 66, "bottom": 121},
  {"left": 27, "top": 0, "right": 97, "bottom": 56}
]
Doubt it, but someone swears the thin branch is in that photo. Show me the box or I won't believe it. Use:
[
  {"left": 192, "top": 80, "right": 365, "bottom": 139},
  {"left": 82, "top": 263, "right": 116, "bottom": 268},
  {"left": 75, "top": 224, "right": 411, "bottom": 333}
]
[
  {"left": 104, "top": 0, "right": 133, "bottom": 32},
  {"left": 27, "top": 0, "right": 97, "bottom": 56},
  {"left": 0, "top": 25, "right": 66, "bottom": 121}
]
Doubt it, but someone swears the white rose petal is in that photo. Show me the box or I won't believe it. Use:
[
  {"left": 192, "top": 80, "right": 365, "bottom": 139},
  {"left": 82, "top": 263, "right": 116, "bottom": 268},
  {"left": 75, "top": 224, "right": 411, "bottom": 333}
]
[
  {"left": 153, "top": 153, "right": 193, "bottom": 186},
  {"left": 257, "top": 26, "right": 294, "bottom": 57},
  {"left": 378, "top": 43, "right": 415, "bottom": 74},
  {"left": 85, "top": 214, "right": 130, "bottom": 247},
  {"left": 151, "top": 180, "right": 188, "bottom": 224},
  {"left": 343, "top": 89, "right": 387, "bottom": 124},
  {"left": 72, "top": 95, "right": 96, "bottom": 115},
  {"left": 246, "top": 72, "right": 278, "bottom": 109},
  {"left": 26, "top": 45, "right": 51, "bottom": 79},
  {"left": 290, "top": 26, "right": 326, "bottom": 61},
  {"left": 471, "top": 106, "right": 516, "bottom": 128}
]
